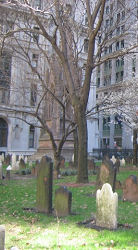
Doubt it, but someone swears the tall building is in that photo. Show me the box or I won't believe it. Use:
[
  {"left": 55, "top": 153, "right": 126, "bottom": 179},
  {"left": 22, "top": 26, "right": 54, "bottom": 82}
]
[
  {"left": 95, "top": 0, "right": 137, "bottom": 151},
  {"left": 0, "top": 0, "right": 75, "bottom": 159}
]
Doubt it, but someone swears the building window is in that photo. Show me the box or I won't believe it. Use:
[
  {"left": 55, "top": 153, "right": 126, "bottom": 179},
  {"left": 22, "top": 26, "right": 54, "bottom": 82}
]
[
  {"left": 120, "top": 71, "right": 124, "bottom": 80},
  {"left": 117, "top": 13, "right": 120, "bottom": 23},
  {"left": 109, "top": 31, "right": 112, "bottom": 39},
  {"left": 97, "top": 77, "right": 100, "bottom": 87},
  {"left": 116, "top": 72, "right": 119, "bottom": 82},
  {"left": 104, "top": 47, "right": 108, "bottom": 55},
  {"left": 106, "top": 6, "right": 109, "bottom": 14},
  {"left": 105, "top": 19, "right": 109, "bottom": 28},
  {"left": 103, "top": 116, "right": 110, "bottom": 130},
  {"left": 32, "top": 53, "right": 39, "bottom": 68},
  {"left": 33, "top": 26, "right": 39, "bottom": 42},
  {"left": 0, "top": 118, "right": 8, "bottom": 147},
  {"left": 29, "top": 125, "right": 35, "bottom": 148},
  {"left": 110, "top": 17, "right": 113, "bottom": 26},
  {"left": 116, "top": 41, "right": 119, "bottom": 51},
  {"left": 84, "top": 39, "right": 88, "bottom": 53},
  {"left": 121, "top": 39, "right": 124, "bottom": 48},
  {"left": 132, "top": 55, "right": 136, "bottom": 77},
  {"left": 30, "top": 84, "right": 37, "bottom": 106},
  {"left": 116, "top": 27, "right": 120, "bottom": 35},
  {"left": 116, "top": 59, "right": 120, "bottom": 67},
  {"left": 34, "top": 0, "right": 41, "bottom": 9},
  {"left": 109, "top": 44, "right": 112, "bottom": 53},
  {"left": 121, "top": 25, "right": 125, "bottom": 33},
  {"left": 122, "top": 11, "right": 125, "bottom": 20}
]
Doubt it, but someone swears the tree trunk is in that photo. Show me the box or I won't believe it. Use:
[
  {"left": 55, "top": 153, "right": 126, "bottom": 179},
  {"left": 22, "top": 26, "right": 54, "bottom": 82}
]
[
  {"left": 133, "top": 129, "right": 138, "bottom": 166},
  {"left": 53, "top": 154, "right": 61, "bottom": 179},
  {"left": 76, "top": 107, "right": 88, "bottom": 183},
  {"left": 73, "top": 128, "right": 78, "bottom": 168}
]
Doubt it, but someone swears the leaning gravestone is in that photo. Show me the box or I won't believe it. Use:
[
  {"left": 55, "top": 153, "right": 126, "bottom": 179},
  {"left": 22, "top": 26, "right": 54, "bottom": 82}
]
[
  {"left": 123, "top": 175, "right": 138, "bottom": 202},
  {"left": 36, "top": 156, "right": 53, "bottom": 214},
  {"left": 96, "top": 156, "right": 115, "bottom": 191},
  {"left": 96, "top": 183, "right": 118, "bottom": 229},
  {"left": 55, "top": 186, "right": 72, "bottom": 217},
  {"left": 0, "top": 225, "right": 5, "bottom": 250}
]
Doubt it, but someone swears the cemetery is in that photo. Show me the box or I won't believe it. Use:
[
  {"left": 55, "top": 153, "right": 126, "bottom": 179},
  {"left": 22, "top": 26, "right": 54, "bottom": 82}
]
[{"left": 0, "top": 154, "right": 138, "bottom": 249}]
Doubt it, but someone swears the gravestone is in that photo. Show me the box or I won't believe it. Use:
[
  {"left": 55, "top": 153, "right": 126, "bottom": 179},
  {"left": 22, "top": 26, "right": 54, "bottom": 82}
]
[
  {"left": 0, "top": 225, "right": 5, "bottom": 250},
  {"left": 88, "top": 159, "right": 95, "bottom": 170},
  {"left": 96, "top": 156, "right": 115, "bottom": 190},
  {"left": 4, "top": 154, "right": 11, "bottom": 165},
  {"left": 55, "top": 186, "right": 72, "bottom": 217},
  {"left": 123, "top": 175, "right": 138, "bottom": 202},
  {"left": 6, "top": 165, "right": 12, "bottom": 180},
  {"left": 120, "top": 158, "right": 125, "bottom": 167},
  {"left": 19, "top": 158, "right": 26, "bottom": 169},
  {"left": 114, "top": 158, "right": 120, "bottom": 172},
  {"left": 111, "top": 155, "right": 116, "bottom": 165},
  {"left": 0, "top": 161, "right": 2, "bottom": 180},
  {"left": 36, "top": 156, "right": 53, "bottom": 214},
  {"left": 96, "top": 183, "right": 118, "bottom": 229},
  {"left": 32, "top": 160, "right": 39, "bottom": 177},
  {"left": 11, "top": 153, "right": 16, "bottom": 170},
  {"left": 24, "top": 156, "right": 28, "bottom": 164}
]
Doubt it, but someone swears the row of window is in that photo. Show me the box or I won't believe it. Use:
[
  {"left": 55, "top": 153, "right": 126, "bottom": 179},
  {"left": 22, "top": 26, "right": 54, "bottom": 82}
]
[
  {"left": 105, "top": 10, "right": 125, "bottom": 28},
  {"left": 104, "top": 39, "right": 124, "bottom": 55}
]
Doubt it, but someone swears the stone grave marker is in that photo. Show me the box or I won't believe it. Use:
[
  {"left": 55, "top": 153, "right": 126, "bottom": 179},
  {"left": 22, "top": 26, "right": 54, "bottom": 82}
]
[
  {"left": 32, "top": 160, "right": 39, "bottom": 177},
  {"left": 120, "top": 158, "right": 125, "bottom": 167},
  {"left": 4, "top": 154, "right": 11, "bottom": 165},
  {"left": 24, "top": 156, "right": 28, "bottom": 164},
  {"left": 123, "top": 175, "right": 138, "bottom": 202},
  {"left": 0, "top": 225, "right": 5, "bottom": 250},
  {"left": 96, "top": 156, "right": 115, "bottom": 191},
  {"left": 19, "top": 158, "right": 26, "bottom": 169},
  {"left": 114, "top": 158, "right": 120, "bottom": 172},
  {"left": 11, "top": 153, "right": 16, "bottom": 170},
  {"left": 111, "top": 155, "right": 116, "bottom": 165},
  {"left": 6, "top": 165, "right": 12, "bottom": 180},
  {"left": 55, "top": 186, "right": 72, "bottom": 217},
  {"left": 36, "top": 156, "right": 53, "bottom": 214},
  {"left": 96, "top": 183, "right": 118, "bottom": 229}
]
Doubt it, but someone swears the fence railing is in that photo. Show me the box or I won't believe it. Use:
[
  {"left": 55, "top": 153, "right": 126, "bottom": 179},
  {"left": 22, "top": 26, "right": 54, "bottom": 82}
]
[{"left": 89, "top": 148, "right": 133, "bottom": 160}]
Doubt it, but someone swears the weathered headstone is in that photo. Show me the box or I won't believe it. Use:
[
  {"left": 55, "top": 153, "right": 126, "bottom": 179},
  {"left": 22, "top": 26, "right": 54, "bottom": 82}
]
[
  {"left": 114, "top": 158, "right": 120, "bottom": 172},
  {"left": 36, "top": 156, "right": 53, "bottom": 214},
  {"left": 55, "top": 186, "right": 72, "bottom": 217},
  {"left": 0, "top": 161, "right": 3, "bottom": 180},
  {"left": 11, "top": 153, "right": 16, "bottom": 170},
  {"left": 4, "top": 154, "right": 11, "bottom": 165},
  {"left": 96, "top": 183, "right": 118, "bottom": 229},
  {"left": 0, "top": 225, "right": 5, "bottom": 250},
  {"left": 120, "top": 158, "right": 125, "bottom": 167},
  {"left": 96, "top": 156, "right": 115, "bottom": 190},
  {"left": 19, "top": 158, "right": 26, "bottom": 169},
  {"left": 111, "top": 155, "right": 116, "bottom": 165},
  {"left": 6, "top": 165, "right": 12, "bottom": 180},
  {"left": 123, "top": 175, "right": 138, "bottom": 202},
  {"left": 31, "top": 160, "right": 39, "bottom": 177},
  {"left": 24, "top": 156, "right": 28, "bottom": 164}
]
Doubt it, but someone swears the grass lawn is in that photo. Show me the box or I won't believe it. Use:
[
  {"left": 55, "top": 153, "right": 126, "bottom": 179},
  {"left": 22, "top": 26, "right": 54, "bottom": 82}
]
[{"left": 0, "top": 169, "right": 138, "bottom": 250}]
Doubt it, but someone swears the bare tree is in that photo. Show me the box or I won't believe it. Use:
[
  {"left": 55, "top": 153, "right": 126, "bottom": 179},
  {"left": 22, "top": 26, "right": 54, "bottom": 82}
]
[{"left": 0, "top": 0, "right": 137, "bottom": 182}]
